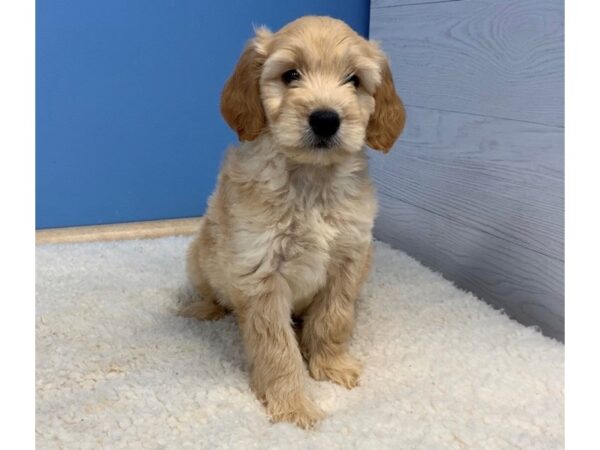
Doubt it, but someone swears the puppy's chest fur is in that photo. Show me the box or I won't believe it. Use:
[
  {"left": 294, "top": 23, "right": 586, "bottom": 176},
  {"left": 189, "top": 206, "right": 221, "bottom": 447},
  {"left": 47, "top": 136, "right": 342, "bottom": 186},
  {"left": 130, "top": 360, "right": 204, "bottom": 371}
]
[{"left": 223, "top": 142, "right": 376, "bottom": 310}]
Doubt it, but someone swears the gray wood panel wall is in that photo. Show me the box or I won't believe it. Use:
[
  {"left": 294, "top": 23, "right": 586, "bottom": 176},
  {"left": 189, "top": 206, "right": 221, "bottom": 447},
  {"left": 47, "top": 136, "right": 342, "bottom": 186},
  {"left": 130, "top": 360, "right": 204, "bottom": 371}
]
[{"left": 369, "top": 0, "right": 564, "bottom": 340}]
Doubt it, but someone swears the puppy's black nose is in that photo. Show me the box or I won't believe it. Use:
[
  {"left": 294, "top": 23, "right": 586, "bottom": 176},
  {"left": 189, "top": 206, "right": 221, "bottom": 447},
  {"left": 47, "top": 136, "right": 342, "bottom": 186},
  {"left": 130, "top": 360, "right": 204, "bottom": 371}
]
[{"left": 309, "top": 109, "right": 340, "bottom": 138}]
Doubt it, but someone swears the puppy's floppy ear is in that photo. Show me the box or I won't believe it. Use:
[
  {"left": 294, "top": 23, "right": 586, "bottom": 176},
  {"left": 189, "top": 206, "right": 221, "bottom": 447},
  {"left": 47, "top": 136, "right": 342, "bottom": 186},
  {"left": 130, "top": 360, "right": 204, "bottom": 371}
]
[
  {"left": 366, "top": 58, "right": 406, "bottom": 153},
  {"left": 220, "top": 28, "right": 271, "bottom": 141}
]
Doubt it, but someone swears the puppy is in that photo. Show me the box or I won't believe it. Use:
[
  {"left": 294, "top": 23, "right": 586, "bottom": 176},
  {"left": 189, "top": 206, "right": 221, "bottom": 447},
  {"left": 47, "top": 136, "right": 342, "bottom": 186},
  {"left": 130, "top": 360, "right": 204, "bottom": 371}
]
[{"left": 182, "top": 16, "right": 405, "bottom": 428}]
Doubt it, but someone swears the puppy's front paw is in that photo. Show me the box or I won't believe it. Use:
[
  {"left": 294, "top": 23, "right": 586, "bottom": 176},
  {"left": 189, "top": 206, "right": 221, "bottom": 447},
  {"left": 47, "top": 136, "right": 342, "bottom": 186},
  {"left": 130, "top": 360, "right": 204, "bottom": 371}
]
[
  {"left": 265, "top": 393, "right": 325, "bottom": 429},
  {"left": 309, "top": 353, "right": 363, "bottom": 389}
]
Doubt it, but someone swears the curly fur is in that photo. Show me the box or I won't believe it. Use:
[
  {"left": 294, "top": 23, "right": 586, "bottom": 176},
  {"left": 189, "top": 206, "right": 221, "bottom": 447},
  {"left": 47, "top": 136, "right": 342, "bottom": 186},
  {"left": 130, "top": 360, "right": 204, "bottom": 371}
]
[{"left": 183, "top": 16, "right": 405, "bottom": 428}]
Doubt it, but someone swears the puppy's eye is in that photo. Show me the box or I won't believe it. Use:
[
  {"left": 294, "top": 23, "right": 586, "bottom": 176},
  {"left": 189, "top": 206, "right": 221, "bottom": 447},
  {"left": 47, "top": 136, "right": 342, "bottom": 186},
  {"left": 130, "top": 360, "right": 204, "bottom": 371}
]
[
  {"left": 282, "top": 69, "right": 301, "bottom": 85},
  {"left": 345, "top": 74, "right": 360, "bottom": 88}
]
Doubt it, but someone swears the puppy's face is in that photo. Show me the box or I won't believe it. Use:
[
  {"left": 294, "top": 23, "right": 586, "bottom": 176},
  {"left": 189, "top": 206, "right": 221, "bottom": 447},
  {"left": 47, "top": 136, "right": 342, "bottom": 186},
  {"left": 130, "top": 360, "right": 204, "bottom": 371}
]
[{"left": 221, "top": 16, "right": 406, "bottom": 164}]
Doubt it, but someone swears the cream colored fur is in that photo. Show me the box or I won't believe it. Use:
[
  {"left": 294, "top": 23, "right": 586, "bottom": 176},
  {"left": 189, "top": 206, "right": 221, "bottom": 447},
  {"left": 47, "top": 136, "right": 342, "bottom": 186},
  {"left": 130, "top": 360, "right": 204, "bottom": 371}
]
[{"left": 182, "top": 16, "right": 405, "bottom": 428}]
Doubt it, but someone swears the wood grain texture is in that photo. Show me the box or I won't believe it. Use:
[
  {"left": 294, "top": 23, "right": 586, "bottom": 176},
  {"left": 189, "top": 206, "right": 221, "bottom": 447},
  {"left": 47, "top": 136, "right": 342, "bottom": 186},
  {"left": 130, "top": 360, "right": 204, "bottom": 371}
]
[
  {"left": 372, "top": 0, "right": 463, "bottom": 8},
  {"left": 371, "top": 0, "right": 564, "bottom": 127},
  {"left": 374, "top": 198, "right": 564, "bottom": 338},
  {"left": 370, "top": 0, "right": 564, "bottom": 339},
  {"left": 371, "top": 107, "right": 564, "bottom": 260},
  {"left": 370, "top": 107, "right": 564, "bottom": 339}
]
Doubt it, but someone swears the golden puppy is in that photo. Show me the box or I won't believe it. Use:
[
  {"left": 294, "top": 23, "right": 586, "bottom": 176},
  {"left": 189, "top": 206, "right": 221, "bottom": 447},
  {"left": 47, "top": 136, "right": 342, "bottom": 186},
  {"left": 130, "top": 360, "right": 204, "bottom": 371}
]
[{"left": 182, "top": 16, "right": 405, "bottom": 428}]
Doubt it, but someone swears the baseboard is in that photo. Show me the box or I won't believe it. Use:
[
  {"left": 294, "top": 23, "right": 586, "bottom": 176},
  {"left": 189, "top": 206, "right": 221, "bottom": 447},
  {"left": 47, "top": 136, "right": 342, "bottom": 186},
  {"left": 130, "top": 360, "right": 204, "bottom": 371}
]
[{"left": 36, "top": 217, "right": 203, "bottom": 245}]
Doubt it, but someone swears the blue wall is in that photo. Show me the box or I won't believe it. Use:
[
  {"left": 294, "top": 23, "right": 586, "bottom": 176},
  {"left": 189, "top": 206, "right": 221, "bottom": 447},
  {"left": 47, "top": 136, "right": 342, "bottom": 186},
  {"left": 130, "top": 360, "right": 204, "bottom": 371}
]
[{"left": 36, "top": 1, "right": 369, "bottom": 228}]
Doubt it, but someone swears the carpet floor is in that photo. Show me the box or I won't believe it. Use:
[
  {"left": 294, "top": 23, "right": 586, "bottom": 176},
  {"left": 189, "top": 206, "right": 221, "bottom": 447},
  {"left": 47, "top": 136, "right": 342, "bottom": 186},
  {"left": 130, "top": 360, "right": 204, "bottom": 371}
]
[{"left": 36, "top": 236, "right": 564, "bottom": 449}]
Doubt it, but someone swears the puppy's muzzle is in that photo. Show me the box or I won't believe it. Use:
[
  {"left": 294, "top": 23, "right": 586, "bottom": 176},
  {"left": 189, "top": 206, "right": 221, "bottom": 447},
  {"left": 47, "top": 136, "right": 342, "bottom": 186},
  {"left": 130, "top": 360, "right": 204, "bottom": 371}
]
[{"left": 309, "top": 109, "right": 340, "bottom": 146}]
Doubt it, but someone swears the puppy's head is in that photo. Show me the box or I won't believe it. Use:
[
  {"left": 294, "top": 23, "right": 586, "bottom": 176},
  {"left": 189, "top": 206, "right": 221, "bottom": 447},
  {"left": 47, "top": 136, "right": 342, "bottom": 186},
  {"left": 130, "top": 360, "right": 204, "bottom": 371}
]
[{"left": 221, "top": 16, "right": 405, "bottom": 164}]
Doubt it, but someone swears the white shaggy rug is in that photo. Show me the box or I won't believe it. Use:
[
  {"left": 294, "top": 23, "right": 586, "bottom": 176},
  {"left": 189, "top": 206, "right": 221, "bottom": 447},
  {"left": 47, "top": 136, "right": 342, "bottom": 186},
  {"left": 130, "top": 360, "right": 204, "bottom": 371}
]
[{"left": 36, "top": 236, "right": 564, "bottom": 449}]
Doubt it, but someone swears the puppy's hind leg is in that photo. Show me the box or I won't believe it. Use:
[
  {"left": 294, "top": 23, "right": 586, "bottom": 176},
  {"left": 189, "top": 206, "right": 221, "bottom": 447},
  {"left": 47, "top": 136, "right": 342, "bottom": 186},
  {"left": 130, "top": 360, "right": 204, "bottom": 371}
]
[
  {"left": 178, "top": 282, "right": 228, "bottom": 321},
  {"left": 179, "top": 235, "right": 229, "bottom": 321}
]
